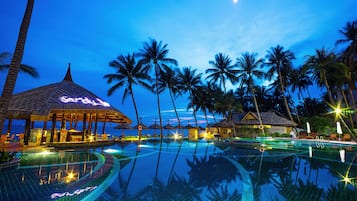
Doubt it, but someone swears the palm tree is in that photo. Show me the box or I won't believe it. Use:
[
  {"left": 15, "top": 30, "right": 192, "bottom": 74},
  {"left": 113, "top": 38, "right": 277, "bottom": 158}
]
[
  {"left": 206, "top": 53, "right": 237, "bottom": 93},
  {"left": 0, "top": 0, "right": 34, "bottom": 132},
  {"left": 336, "top": 20, "right": 357, "bottom": 55},
  {"left": 104, "top": 53, "right": 151, "bottom": 140},
  {"left": 214, "top": 90, "right": 242, "bottom": 137},
  {"left": 157, "top": 67, "right": 183, "bottom": 132},
  {"left": 138, "top": 39, "right": 178, "bottom": 139},
  {"left": 304, "top": 47, "right": 338, "bottom": 105},
  {"left": 178, "top": 67, "right": 202, "bottom": 135},
  {"left": 336, "top": 20, "right": 357, "bottom": 129},
  {"left": 265, "top": 45, "right": 295, "bottom": 122},
  {"left": 236, "top": 52, "right": 265, "bottom": 134},
  {"left": 1, "top": 52, "right": 39, "bottom": 78},
  {"left": 289, "top": 66, "right": 313, "bottom": 100}
]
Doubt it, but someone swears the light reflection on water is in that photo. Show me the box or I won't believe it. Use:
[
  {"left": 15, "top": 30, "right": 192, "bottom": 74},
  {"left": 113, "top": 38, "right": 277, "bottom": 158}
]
[{"left": 0, "top": 140, "right": 356, "bottom": 200}]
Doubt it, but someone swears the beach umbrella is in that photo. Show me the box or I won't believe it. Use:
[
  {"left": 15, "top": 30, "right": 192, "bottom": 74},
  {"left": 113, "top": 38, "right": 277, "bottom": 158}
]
[
  {"left": 149, "top": 123, "right": 160, "bottom": 129},
  {"left": 133, "top": 124, "right": 148, "bottom": 130},
  {"left": 114, "top": 123, "right": 132, "bottom": 129},
  {"left": 306, "top": 122, "right": 311, "bottom": 134},
  {"left": 336, "top": 121, "right": 342, "bottom": 134},
  {"left": 184, "top": 124, "right": 195, "bottom": 129},
  {"left": 337, "top": 121, "right": 342, "bottom": 140},
  {"left": 163, "top": 123, "right": 174, "bottom": 130}
]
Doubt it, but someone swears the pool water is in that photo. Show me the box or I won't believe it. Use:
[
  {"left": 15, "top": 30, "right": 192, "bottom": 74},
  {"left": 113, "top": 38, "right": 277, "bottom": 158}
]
[{"left": 1, "top": 139, "right": 356, "bottom": 201}]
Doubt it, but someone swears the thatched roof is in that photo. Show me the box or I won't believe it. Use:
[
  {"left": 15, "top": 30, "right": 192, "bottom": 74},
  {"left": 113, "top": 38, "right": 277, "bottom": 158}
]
[
  {"left": 7, "top": 65, "right": 132, "bottom": 124},
  {"left": 235, "top": 111, "right": 297, "bottom": 127}
]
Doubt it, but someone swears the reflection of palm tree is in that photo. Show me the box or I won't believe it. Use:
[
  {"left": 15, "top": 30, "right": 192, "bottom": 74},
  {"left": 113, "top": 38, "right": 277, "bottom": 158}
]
[
  {"left": 168, "top": 142, "right": 183, "bottom": 183},
  {"left": 206, "top": 184, "right": 241, "bottom": 201},
  {"left": 323, "top": 183, "right": 357, "bottom": 201},
  {"left": 122, "top": 147, "right": 140, "bottom": 194},
  {"left": 139, "top": 175, "right": 202, "bottom": 200},
  {"left": 0, "top": 0, "right": 34, "bottom": 132},
  {"left": 274, "top": 178, "right": 323, "bottom": 201},
  {"left": 187, "top": 155, "right": 238, "bottom": 189}
]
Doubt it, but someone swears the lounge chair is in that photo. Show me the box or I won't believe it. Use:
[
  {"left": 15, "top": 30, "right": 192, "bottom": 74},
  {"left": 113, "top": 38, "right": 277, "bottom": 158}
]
[
  {"left": 329, "top": 134, "right": 337, "bottom": 140},
  {"left": 343, "top": 133, "right": 351, "bottom": 141},
  {"left": 0, "top": 135, "right": 7, "bottom": 144}
]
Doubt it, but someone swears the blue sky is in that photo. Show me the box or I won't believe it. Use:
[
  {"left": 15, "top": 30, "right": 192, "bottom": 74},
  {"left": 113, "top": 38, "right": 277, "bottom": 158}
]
[{"left": 0, "top": 0, "right": 356, "bottom": 126}]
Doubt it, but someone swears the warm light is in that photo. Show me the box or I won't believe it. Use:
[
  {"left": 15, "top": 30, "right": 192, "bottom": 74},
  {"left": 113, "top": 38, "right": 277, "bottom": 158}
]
[
  {"left": 36, "top": 150, "right": 55, "bottom": 157},
  {"left": 89, "top": 135, "right": 94, "bottom": 142},
  {"left": 66, "top": 171, "right": 76, "bottom": 183}
]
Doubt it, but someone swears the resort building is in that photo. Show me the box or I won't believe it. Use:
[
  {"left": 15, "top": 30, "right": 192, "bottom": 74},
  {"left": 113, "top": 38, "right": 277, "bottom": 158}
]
[{"left": 3, "top": 64, "right": 131, "bottom": 146}]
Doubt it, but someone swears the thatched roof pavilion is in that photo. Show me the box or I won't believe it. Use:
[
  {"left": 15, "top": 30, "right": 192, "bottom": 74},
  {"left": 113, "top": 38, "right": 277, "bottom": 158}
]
[
  {"left": 6, "top": 64, "right": 131, "bottom": 143},
  {"left": 8, "top": 66, "right": 131, "bottom": 124}
]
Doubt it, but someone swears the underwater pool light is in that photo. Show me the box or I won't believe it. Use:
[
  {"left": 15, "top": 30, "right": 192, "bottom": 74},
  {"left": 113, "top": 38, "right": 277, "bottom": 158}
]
[{"left": 103, "top": 148, "right": 121, "bottom": 154}]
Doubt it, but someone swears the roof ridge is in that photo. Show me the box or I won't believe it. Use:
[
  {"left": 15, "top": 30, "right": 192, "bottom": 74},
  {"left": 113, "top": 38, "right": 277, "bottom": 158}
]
[{"left": 63, "top": 63, "right": 73, "bottom": 82}]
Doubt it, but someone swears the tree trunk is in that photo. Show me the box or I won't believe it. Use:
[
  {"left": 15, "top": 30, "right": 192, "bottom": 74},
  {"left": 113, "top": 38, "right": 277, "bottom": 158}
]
[
  {"left": 154, "top": 64, "right": 164, "bottom": 140},
  {"left": 169, "top": 89, "right": 181, "bottom": 132},
  {"left": 251, "top": 87, "right": 265, "bottom": 135},
  {"left": 0, "top": 0, "right": 34, "bottom": 132},
  {"left": 278, "top": 69, "right": 294, "bottom": 122},
  {"left": 130, "top": 85, "right": 141, "bottom": 140}
]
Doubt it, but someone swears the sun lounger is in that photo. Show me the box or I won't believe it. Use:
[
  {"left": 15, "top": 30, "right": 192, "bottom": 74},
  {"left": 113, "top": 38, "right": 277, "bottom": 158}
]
[{"left": 343, "top": 133, "right": 351, "bottom": 141}]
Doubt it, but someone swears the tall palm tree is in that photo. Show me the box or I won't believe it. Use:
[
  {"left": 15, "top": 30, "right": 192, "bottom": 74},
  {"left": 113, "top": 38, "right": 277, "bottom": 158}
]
[
  {"left": 178, "top": 67, "right": 202, "bottom": 134},
  {"left": 157, "top": 67, "right": 183, "bottom": 131},
  {"left": 206, "top": 53, "right": 237, "bottom": 93},
  {"left": 138, "top": 39, "right": 178, "bottom": 139},
  {"left": 304, "top": 47, "right": 338, "bottom": 105},
  {"left": 289, "top": 66, "right": 313, "bottom": 100},
  {"left": 236, "top": 52, "right": 265, "bottom": 134},
  {"left": 265, "top": 45, "right": 295, "bottom": 122},
  {"left": 104, "top": 53, "right": 151, "bottom": 140},
  {"left": 0, "top": 0, "right": 34, "bottom": 132},
  {"left": 1, "top": 52, "right": 39, "bottom": 77},
  {"left": 336, "top": 20, "right": 357, "bottom": 55},
  {"left": 336, "top": 20, "right": 357, "bottom": 129}
]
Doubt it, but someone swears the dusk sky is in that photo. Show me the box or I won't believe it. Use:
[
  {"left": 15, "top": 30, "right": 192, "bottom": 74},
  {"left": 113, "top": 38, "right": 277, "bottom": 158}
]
[{"left": 0, "top": 0, "right": 356, "bottom": 126}]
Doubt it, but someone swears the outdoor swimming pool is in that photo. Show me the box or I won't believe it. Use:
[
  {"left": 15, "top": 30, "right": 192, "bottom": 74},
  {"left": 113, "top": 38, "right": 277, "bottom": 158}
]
[{"left": 1, "top": 139, "right": 356, "bottom": 201}]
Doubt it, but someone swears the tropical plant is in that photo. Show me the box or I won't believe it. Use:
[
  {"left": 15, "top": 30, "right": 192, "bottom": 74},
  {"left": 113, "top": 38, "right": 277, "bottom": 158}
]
[
  {"left": 0, "top": 0, "right": 34, "bottom": 133},
  {"left": 236, "top": 52, "right": 265, "bottom": 134},
  {"left": 303, "top": 47, "right": 339, "bottom": 105},
  {"left": 104, "top": 53, "right": 151, "bottom": 139},
  {"left": 157, "top": 67, "right": 183, "bottom": 131},
  {"left": 265, "top": 45, "right": 296, "bottom": 122},
  {"left": 214, "top": 90, "right": 242, "bottom": 137},
  {"left": 178, "top": 67, "right": 202, "bottom": 133},
  {"left": 138, "top": 39, "right": 178, "bottom": 139},
  {"left": 0, "top": 52, "right": 39, "bottom": 78},
  {"left": 206, "top": 53, "right": 237, "bottom": 93}
]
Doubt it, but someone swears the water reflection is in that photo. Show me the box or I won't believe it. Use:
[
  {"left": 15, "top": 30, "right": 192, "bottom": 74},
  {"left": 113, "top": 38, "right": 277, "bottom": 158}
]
[
  {"left": 107, "top": 141, "right": 357, "bottom": 201},
  {"left": 1, "top": 141, "right": 356, "bottom": 200}
]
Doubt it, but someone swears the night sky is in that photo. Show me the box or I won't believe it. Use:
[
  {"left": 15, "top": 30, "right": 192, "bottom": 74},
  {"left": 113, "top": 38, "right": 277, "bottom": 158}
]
[{"left": 0, "top": 0, "right": 356, "bottom": 126}]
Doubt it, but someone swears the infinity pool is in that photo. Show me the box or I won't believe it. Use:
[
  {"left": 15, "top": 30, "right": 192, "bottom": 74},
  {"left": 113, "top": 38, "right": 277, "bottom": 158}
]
[{"left": 1, "top": 139, "right": 356, "bottom": 201}]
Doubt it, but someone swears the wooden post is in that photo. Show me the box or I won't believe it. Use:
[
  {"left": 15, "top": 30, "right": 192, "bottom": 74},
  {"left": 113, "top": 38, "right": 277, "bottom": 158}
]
[
  {"left": 82, "top": 113, "right": 87, "bottom": 141},
  {"left": 24, "top": 118, "right": 30, "bottom": 145},
  {"left": 50, "top": 113, "right": 56, "bottom": 143}
]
